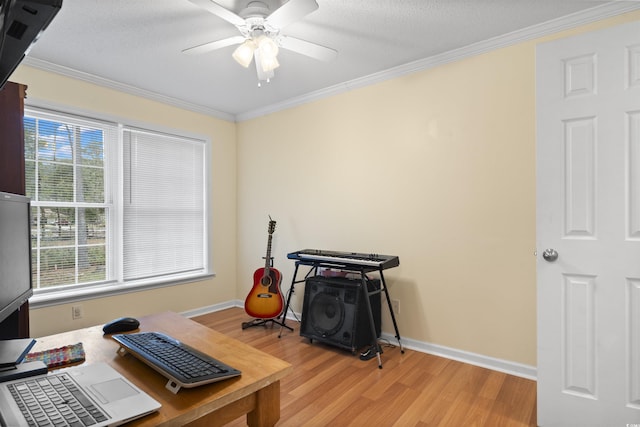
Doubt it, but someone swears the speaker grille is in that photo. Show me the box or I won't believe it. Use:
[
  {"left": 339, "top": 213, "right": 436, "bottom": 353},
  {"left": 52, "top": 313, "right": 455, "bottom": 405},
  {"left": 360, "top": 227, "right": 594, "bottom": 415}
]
[
  {"left": 308, "top": 291, "right": 345, "bottom": 336},
  {"left": 301, "top": 276, "right": 381, "bottom": 352}
]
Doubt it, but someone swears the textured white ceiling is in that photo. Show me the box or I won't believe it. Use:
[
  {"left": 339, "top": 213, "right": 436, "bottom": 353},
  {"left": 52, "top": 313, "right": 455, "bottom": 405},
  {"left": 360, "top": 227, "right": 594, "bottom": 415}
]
[{"left": 21, "top": 0, "right": 639, "bottom": 120}]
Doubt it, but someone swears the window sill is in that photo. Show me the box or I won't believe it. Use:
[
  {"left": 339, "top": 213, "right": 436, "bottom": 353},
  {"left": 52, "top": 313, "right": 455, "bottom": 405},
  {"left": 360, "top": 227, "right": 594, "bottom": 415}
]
[{"left": 29, "top": 272, "right": 215, "bottom": 309}]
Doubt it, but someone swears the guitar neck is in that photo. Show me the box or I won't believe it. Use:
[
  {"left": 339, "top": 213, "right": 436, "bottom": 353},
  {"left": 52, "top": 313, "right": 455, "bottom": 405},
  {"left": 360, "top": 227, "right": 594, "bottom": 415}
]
[{"left": 264, "top": 234, "right": 273, "bottom": 272}]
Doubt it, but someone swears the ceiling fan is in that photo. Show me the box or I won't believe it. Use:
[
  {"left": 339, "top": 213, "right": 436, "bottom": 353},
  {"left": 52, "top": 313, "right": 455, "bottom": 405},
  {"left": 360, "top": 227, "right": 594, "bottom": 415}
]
[{"left": 183, "top": 0, "right": 337, "bottom": 85}]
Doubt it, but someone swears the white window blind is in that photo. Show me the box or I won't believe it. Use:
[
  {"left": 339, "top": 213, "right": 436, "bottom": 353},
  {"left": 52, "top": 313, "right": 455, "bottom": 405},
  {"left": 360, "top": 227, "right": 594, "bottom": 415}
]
[{"left": 122, "top": 128, "right": 206, "bottom": 282}]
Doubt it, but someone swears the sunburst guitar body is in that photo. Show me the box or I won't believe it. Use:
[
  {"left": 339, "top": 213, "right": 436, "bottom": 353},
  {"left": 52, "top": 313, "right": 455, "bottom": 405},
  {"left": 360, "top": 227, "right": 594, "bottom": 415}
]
[{"left": 244, "top": 219, "right": 284, "bottom": 319}]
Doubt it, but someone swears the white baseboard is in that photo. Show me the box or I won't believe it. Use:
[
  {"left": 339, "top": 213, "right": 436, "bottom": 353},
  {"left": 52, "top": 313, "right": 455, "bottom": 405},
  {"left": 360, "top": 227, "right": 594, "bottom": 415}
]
[
  {"left": 381, "top": 333, "right": 537, "bottom": 380},
  {"left": 181, "top": 300, "right": 241, "bottom": 318},
  {"left": 182, "top": 301, "right": 537, "bottom": 381}
]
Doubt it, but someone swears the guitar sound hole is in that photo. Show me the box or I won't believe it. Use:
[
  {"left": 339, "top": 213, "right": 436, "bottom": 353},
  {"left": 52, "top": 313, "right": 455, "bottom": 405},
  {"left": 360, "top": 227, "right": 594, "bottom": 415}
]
[{"left": 261, "top": 277, "right": 272, "bottom": 286}]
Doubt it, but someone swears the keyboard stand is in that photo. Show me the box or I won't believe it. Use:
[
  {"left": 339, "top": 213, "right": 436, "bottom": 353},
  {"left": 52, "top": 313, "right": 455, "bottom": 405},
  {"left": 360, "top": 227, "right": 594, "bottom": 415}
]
[
  {"left": 279, "top": 259, "right": 404, "bottom": 368},
  {"left": 277, "top": 261, "right": 317, "bottom": 339}
]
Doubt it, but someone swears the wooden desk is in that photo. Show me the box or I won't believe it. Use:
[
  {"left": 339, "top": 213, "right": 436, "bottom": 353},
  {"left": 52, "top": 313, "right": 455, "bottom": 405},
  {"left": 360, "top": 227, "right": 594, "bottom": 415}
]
[{"left": 31, "top": 311, "right": 292, "bottom": 427}]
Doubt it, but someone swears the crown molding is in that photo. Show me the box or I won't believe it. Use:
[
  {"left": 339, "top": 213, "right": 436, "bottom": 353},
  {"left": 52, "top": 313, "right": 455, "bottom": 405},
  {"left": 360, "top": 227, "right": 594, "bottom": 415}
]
[
  {"left": 20, "top": 57, "right": 236, "bottom": 122},
  {"left": 22, "top": 2, "right": 640, "bottom": 123},
  {"left": 235, "top": 1, "right": 640, "bottom": 121}
]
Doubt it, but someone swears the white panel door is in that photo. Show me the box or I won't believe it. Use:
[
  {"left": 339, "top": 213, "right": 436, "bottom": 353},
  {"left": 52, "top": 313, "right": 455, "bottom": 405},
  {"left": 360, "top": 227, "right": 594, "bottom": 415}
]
[{"left": 537, "top": 20, "right": 640, "bottom": 426}]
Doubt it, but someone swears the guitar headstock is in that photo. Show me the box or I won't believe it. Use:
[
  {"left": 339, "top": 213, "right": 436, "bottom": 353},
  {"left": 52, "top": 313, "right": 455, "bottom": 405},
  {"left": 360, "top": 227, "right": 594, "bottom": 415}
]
[{"left": 268, "top": 219, "right": 276, "bottom": 235}]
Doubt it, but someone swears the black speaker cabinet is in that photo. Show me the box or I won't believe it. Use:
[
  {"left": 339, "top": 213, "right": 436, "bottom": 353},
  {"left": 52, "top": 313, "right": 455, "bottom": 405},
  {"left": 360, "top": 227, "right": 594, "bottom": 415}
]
[{"left": 301, "top": 276, "right": 381, "bottom": 352}]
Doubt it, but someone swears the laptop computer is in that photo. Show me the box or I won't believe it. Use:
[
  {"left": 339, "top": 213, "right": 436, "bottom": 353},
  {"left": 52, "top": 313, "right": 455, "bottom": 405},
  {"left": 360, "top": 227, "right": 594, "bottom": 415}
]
[{"left": 0, "top": 362, "right": 161, "bottom": 426}]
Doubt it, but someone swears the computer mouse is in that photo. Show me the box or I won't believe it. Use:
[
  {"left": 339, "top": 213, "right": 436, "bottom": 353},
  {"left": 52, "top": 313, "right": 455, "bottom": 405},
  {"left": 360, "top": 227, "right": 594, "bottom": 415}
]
[{"left": 102, "top": 317, "right": 140, "bottom": 334}]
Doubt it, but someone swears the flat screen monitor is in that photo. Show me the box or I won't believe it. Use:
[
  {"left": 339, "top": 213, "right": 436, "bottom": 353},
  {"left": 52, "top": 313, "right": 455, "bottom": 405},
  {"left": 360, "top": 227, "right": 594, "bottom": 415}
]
[{"left": 0, "top": 191, "right": 33, "bottom": 325}]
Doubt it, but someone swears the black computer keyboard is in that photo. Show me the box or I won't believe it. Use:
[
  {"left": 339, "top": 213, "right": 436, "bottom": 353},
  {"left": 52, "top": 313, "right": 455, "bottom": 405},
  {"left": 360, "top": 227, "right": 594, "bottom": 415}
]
[{"left": 112, "top": 331, "right": 241, "bottom": 393}]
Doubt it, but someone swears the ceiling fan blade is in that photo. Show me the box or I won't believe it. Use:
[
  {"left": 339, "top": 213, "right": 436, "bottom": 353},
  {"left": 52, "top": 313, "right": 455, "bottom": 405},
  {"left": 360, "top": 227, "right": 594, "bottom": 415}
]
[
  {"left": 266, "top": 0, "right": 318, "bottom": 29},
  {"left": 182, "top": 35, "right": 245, "bottom": 55},
  {"left": 188, "top": 0, "right": 246, "bottom": 27},
  {"left": 279, "top": 36, "right": 337, "bottom": 62}
]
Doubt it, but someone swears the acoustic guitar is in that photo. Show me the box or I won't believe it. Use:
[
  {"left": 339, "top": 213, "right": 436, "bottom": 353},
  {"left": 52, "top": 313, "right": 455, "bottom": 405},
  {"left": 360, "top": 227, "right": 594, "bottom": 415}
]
[{"left": 244, "top": 219, "right": 284, "bottom": 319}]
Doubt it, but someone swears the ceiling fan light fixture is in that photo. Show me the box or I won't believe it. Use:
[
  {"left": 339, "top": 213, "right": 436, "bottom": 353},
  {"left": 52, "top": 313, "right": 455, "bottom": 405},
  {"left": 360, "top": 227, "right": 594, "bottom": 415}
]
[
  {"left": 260, "top": 52, "right": 279, "bottom": 72},
  {"left": 254, "top": 48, "right": 275, "bottom": 85},
  {"left": 257, "top": 35, "right": 279, "bottom": 58},
  {"left": 256, "top": 35, "right": 279, "bottom": 72},
  {"left": 232, "top": 39, "right": 256, "bottom": 67},
  {"left": 186, "top": 0, "right": 336, "bottom": 86}
]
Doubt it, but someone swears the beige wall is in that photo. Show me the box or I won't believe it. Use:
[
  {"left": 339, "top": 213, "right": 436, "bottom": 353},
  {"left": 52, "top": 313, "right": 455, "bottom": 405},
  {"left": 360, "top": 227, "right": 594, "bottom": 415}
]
[
  {"left": 11, "top": 9, "right": 640, "bottom": 366},
  {"left": 236, "top": 10, "right": 640, "bottom": 367},
  {"left": 9, "top": 67, "right": 238, "bottom": 337},
  {"left": 236, "top": 45, "right": 538, "bottom": 366}
]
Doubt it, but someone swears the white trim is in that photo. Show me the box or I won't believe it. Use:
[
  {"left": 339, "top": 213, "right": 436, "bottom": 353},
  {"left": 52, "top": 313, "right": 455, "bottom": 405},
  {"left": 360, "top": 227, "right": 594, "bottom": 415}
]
[
  {"left": 21, "top": 2, "right": 640, "bottom": 123},
  {"left": 181, "top": 299, "right": 302, "bottom": 320},
  {"left": 181, "top": 300, "right": 239, "bottom": 318},
  {"left": 236, "top": 2, "right": 640, "bottom": 121},
  {"left": 20, "top": 57, "right": 236, "bottom": 122},
  {"left": 30, "top": 272, "right": 215, "bottom": 308},
  {"left": 382, "top": 333, "right": 537, "bottom": 380},
  {"left": 182, "top": 301, "right": 537, "bottom": 381}
]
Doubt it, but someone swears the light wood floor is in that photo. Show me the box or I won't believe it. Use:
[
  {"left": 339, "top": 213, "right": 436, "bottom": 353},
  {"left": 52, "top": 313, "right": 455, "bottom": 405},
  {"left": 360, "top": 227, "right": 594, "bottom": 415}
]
[{"left": 192, "top": 308, "right": 537, "bottom": 427}]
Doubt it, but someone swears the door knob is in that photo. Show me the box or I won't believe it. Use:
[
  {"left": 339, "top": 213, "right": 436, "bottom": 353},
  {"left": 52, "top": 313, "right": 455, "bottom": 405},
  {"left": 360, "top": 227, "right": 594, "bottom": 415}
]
[{"left": 542, "top": 248, "right": 558, "bottom": 262}]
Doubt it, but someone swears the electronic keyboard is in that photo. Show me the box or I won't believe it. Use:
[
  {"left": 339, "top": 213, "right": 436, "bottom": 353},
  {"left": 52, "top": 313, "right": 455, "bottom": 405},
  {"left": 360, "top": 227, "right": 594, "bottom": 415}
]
[{"left": 287, "top": 249, "right": 399, "bottom": 270}]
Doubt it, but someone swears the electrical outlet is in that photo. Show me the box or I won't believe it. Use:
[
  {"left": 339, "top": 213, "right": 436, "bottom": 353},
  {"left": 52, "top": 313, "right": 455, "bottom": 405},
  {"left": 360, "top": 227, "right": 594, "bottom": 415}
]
[
  {"left": 391, "top": 299, "right": 400, "bottom": 315},
  {"left": 72, "top": 305, "right": 83, "bottom": 320}
]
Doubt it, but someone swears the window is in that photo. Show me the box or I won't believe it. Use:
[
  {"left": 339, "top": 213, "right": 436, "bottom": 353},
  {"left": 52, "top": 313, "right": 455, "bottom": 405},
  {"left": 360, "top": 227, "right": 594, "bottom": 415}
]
[{"left": 25, "top": 107, "right": 209, "bottom": 300}]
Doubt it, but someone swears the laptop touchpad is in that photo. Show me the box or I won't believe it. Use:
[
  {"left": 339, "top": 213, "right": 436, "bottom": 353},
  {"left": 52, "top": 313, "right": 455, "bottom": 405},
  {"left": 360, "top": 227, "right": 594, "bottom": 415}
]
[{"left": 91, "top": 378, "right": 139, "bottom": 403}]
